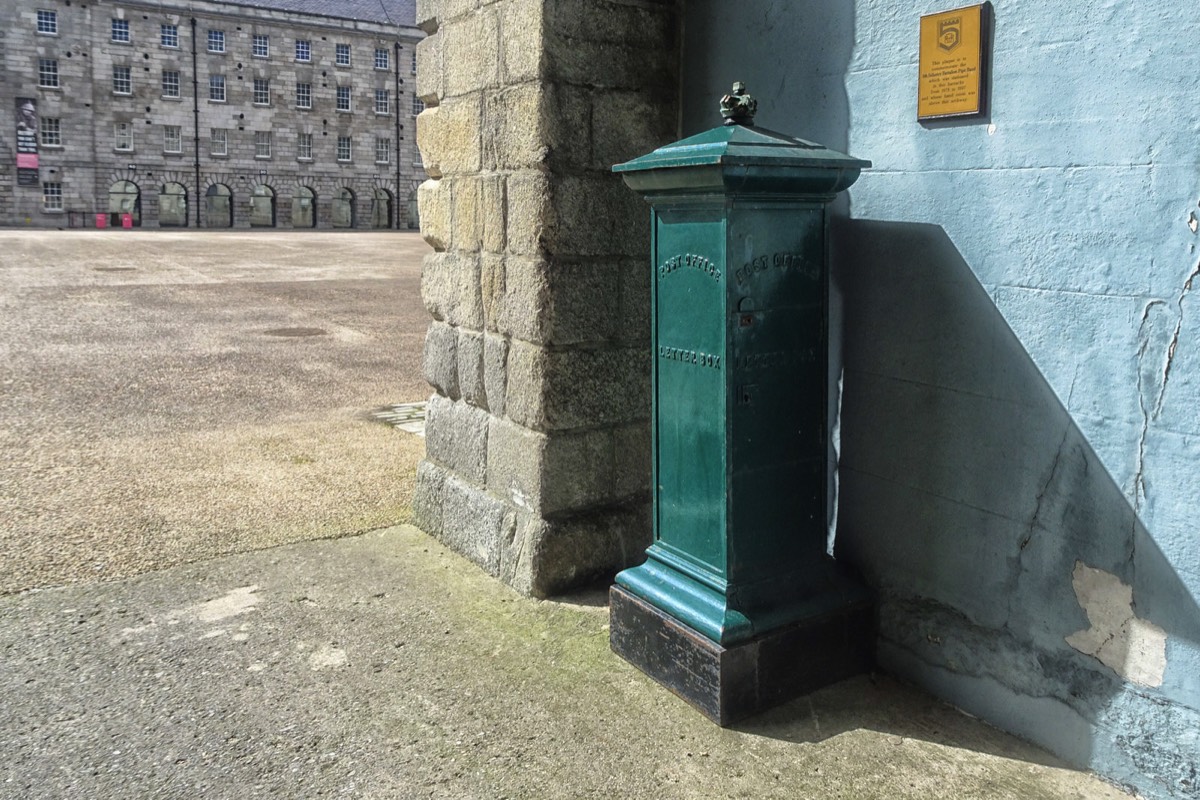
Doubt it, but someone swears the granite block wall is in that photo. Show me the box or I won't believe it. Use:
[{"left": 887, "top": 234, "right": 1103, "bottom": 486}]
[{"left": 413, "top": 0, "right": 679, "bottom": 596}]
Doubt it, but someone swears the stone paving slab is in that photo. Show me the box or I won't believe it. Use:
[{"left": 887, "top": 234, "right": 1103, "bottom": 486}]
[
  {"left": 0, "top": 526, "right": 1135, "bottom": 800},
  {"left": 371, "top": 401, "right": 428, "bottom": 437}
]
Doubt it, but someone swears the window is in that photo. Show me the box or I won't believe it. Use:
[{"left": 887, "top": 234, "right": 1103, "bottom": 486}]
[
  {"left": 114, "top": 122, "right": 133, "bottom": 151},
  {"left": 162, "top": 70, "right": 180, "bottom": 98},
  {"left": 111, "top": 19, "right": 130, "bottom": 43},
  {"left": 210, "top": 128, "right": 228, "bottom": 156},
  {"left": 297, "top": 132, "right": 313, "bottom": 160},
  {"left": 337, "top": 135, "right": 352, "bottom": 162},
  {"left": 163, "top": 125, "right": 182, "bottom": 153},
  {"left": 255, "top": 131, "right": 271, "bottom": 159},
  {"left": 209, "top": 75, "right": 226, "bottom": 102},
  {"left": 207, "top": 29, "right": 224, "bottom": 53},
  {"left": 375, "top": 137, "right": 391, "bottom": 164},
  {"left": 335, "top": 43, "right": 351, "bottom": 66},
  {"left": 38, "top": 59, "right": 59, "bottom": 88},
  {"left": 336, "top": 85, "right": 351, "bottom": 112},
  {"left": 295, "top": 82, "right": 312, "bottom": 109},
  {"left": 113, "top": 65, "right": 132, "bottom": 94},
  {"left": 41, "top": 118, "right": 61, "bottom": 146},
  {"left": 295, "top": 39, "right": 310, "bottom": 62},
  {"left": 37, "top": 10, "right": 57, "bottom": 35},
  {"left": 411, "top": 49, "right": 417, "bottom": 74},
  {"left": 253, "top": 78, "right": 270, "bottom": 105},
  {"left": 374, "top": 89, "right": 389, "bottom": 114},
  {"left": 412, "top": 95, "right": 425, "bottom": 117},
  {"left": 42, "top": 182, "right": 63, "bottom": 211},
  {"left": 375, "top": 48, "right": 389, "bottom": 70},
  {"left": 161, "top": 23, "right": 178, "bottom": 47},
  {"left": 252, "top": 34, "right": 269, "bottom": 58}
]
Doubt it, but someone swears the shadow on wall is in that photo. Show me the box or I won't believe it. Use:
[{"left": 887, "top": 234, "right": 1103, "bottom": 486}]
[
  {"left": 679, "top": 3, "right": 1199, "bottom": 794},
  {"left": 830, "top": 219, "right": 1200, "bottom": 796}
]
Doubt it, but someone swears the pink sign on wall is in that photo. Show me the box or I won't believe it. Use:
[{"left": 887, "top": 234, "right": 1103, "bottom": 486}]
[{"left": 15, "top": 96, "right": 39, "bottom": 186}]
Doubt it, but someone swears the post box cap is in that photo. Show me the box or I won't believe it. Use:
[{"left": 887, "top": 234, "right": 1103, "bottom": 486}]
[
  {"left": 613, "top": 83, "right": 869, "bottom": 197},
  {"left": 617, "top": 82, "right": 868, "bottom": 172},
  {"left": 613, "top": 121, "right": 870, "bottom": 174}
]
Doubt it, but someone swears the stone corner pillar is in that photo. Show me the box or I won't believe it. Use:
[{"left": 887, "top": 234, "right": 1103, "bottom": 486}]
[{"left": 411, "top": 0, "right": 681, "bottom": 596}]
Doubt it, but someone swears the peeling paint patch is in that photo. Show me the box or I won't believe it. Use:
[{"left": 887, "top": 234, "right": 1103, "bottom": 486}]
[
  {"left": 1133, "top": 299, "right": 1171, "bottom": 509},
  {"left": 1065, "top": 562, "right": 1166, "bottom": 687}
]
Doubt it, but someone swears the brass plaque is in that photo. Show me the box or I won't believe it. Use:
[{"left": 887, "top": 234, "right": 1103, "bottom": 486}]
[{"left": 918, "top": 3, "right": 989, "bottom": 120}]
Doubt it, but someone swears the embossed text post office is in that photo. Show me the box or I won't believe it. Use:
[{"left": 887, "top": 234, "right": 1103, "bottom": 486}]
[{"left": 608, "top": 84, "right": 875, "bottom": 724}]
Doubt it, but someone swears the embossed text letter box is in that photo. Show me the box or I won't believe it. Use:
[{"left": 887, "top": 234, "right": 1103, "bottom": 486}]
[{"left": 608, "top": 86, "right": 875, "bottom": 724}]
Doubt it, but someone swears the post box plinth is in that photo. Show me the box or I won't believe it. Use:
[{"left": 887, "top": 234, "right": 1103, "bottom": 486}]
[
  {"left": 609, "top": 103, "right": 874, "bottom": 724},
  {"left": 610, "top": 584, "right": 873, "bottom": 726}
]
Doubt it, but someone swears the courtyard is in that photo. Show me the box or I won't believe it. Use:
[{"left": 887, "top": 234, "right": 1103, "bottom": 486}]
[
  {"left": 0, "top": 228, "right": 1138, "bottom": 799},
  {"left": 0, "top": 229, "right": 431, "bottom": 595}
]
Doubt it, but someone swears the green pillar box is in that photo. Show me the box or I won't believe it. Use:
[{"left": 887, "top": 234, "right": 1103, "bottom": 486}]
[{"left": 608, "top": 84, "right": 874, "bottom": 725}]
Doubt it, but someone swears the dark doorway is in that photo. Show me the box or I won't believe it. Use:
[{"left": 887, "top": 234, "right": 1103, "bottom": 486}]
[
  {"left": 332, "top": 187, "right": 355, "bottom": 228},
  {"left": 108, "top": 180, "right": 141, "bottom": 227},
  {"left": 249, "top": 184, "right": 276, "bottom": 228},
  {"left": 292, "top": 186, "right": 316, "bottom": 228},
  {"left": 158, "top": 182, "right": 188, "bottom": 227},
  {"left": 205, "top": 184, "right": 233, "bottom": 228}
]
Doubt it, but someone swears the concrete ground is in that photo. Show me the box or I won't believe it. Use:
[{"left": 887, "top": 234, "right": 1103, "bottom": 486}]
[
  {"left": 0, "top": 230, "right": 431, "bottom": 594},
  {"left": 0, "top": 526, "right": 1135, "bottom": 800},
  {"left": 0, "top": 229, "right": 1135, "bottom": 799}
]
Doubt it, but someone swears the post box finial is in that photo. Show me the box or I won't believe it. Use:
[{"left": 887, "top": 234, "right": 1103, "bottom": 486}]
[{"left": 720, "top": 81, "right": 757, "bottom": 126}]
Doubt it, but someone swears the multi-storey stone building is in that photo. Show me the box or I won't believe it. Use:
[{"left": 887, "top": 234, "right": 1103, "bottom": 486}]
[{"left": 0, "top": 0, "right": 422, "bottom": 228}]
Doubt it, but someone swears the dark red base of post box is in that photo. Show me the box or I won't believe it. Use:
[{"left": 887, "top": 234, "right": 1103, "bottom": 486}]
[{"left": 609, "top": 585, "right": 875, "bottom": 726}]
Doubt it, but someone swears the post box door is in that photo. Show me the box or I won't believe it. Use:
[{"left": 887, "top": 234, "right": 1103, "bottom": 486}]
[
  {"left": 726, "top": 203, "right": 827, "bottom": 579},
  {"left": 652, "top": 205, "right": 728, "bottom": 578}
]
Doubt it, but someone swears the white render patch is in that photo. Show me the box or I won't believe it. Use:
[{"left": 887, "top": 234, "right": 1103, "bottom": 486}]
[
  {"left": 176, "top": 585, "right": 260, "bottom": 624},
  {"left": 308, "top": 644, "right": 348, "bottom": 670},
  {"left": 118, "top": 586, "right": 260, "bottom": 643},
  {"left": 1066, "top": 562, "right": 1167, "bottom": 688}
]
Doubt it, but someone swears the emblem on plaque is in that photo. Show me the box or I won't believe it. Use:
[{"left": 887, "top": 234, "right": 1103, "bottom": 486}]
[{"left": 938, "top": 16, "right": 961, "bottom": 51}]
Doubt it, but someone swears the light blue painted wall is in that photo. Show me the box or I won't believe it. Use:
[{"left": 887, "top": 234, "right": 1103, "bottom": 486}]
[{"left": 683, "top": 2, "right": 1199, "bottom": 797}]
